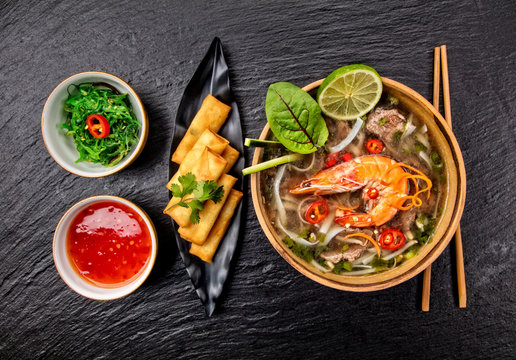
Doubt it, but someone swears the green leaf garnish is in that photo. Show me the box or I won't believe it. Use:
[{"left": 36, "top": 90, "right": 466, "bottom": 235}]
[
  {"left": 265, "top": 82, "right": 328, "bottom": 154},
  {"left": 177, "top": 173, "right": 197, "bottom": 197},
  {"left": 166, "top": 172, "right": 225, "bottom": 224}
]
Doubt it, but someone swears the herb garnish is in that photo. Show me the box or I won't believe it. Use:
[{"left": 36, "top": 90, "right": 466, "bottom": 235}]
[
  {"left": 378, "top": 117, "right": 387, "bottom": 126},
  {"left": 393, "top": 130, "right": 403, "bottom": 143},
  {"left": 283, "top": 236, "right": 314, "bottom": 263},
  {"left": 414, "top": 213, "right": 437, "bottom": 245},
  {"left": 414, "top": 141, "right": 428, "bottom": 152},
  {"left": 333, "top": 260, "right": 353, "bottom": 273},
  {"left": 266, "top": 82, "right": 328, "bottom": 154},
  {"left": 167, "top": 173, "right": 224, "bottom": 224}
]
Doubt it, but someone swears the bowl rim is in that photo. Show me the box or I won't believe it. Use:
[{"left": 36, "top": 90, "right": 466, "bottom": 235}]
[
  {"left": 53, "top": 195, "right": 158, "bottom": 300},
  {"left": 41, "top": 71, "right": 149, "bottom": 178},
  {"left": 250, "top": 77, "right": 466, "bottom": 291}
]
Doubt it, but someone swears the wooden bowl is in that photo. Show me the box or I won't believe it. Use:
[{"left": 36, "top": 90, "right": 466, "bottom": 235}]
[{"left": 250, "top": 78, "right": 466, "bottom": 291}]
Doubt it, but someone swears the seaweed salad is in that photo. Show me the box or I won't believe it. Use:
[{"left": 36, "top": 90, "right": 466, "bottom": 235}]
[{"left": 62, "top": 83, "right": 140, "bottom": 166}]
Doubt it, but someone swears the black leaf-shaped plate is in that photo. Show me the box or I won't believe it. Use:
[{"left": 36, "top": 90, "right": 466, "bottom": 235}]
[{"left": 168, "top": 38, "right": 244, "bottom": 316}]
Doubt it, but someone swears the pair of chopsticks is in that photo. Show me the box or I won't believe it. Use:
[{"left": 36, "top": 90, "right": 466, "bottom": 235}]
[{"left": 421, "top": 45, "right": 466, "bottom": 311}]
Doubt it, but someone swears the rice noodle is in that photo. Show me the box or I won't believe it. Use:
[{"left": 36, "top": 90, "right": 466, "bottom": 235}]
[
  {"left": 402, "top": 114, "right": 416, "bottom": 139},
  {"left": 341, "top": 268, "right": 377, "bottom": 276},
  {"left": 351, "top": 264, "right": 372, "bottom": 269},
  {"left": 416, "top": 133, "right": 430, "bottom": 149},
  {"left": 382, "top": 240, "right": 418, "bottom": 261},
  {"left": 276, "top": 219, "right": 318, "bottom": 247},
  {"left": 327, "top": 117, "right": 363, "bottom": 153},
  {"left": 311, "top": 260, "right": 330, "bottom": 273},
  {"left": 290, "top": 152, "right": 315, "bottom": 172},
  {"left": 273, "top": 165, "right": 287, "bottom": 224},
  {"left": 354, "top": 252, "right": 377, "bottom": 265},
  {"left": 419, "top": 151, "right": 432, "bottom": 169},
  {"left": 319, "top": 209, "right": 335, "bottom": 234},
  {"left": 321, "top": 225, "right": 346, "bottom": 246},
  {"left": 337, "top": 238, "right": 366, "bottom": 245}
]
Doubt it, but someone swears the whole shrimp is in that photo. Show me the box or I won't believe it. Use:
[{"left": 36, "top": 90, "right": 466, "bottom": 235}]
[{"left": 290, "top": 155, "right": 431, "bottom": 227}]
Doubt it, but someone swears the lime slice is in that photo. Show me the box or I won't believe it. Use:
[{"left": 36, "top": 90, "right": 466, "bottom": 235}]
[{"left": 317, "top": 64, "right": 382, "bottom": 121}]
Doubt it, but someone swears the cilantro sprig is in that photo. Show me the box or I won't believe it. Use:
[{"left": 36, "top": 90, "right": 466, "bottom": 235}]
[{"left": 167, "top": 173, "right": 224, "bottom": 224}]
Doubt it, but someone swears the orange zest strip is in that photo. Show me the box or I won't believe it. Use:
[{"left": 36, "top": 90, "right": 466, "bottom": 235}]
[
  {"left": 385, "top": 162, "right": 433, "bottom": 209},
  {"left": 342, "top": 233, "right": 381, "bottom": 258},
  {"left": 386, "top": 162, "right": 428, "bottom": 178}
]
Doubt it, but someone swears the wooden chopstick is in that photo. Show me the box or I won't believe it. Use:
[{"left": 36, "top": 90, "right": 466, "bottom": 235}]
[
  {"left": 421, "top": 46, "right": 441, "bottom": 312},
  {"left": 441, "top": 45, "right": 467, "bottom": 308}
]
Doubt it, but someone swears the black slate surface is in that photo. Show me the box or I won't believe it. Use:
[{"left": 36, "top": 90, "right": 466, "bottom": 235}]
[{"left": 1, "top": 0, "right": 515, "bottom": 359}]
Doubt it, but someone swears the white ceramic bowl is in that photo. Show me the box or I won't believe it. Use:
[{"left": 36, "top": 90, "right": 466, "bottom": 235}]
[
  {"left": 53, "top": 195, "right": 158, "bottom": 300},
  {"left": 42, "top": 71, "right": 148, "bottom": 177}
]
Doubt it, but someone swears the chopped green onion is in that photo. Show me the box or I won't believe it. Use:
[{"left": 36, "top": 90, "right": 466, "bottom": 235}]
[
  {"left": 431, "top": 152, "right": 443, "bottom": 167},
  {"left": 242, "top": 153, "right": 304, "bottom": 175},
  {"left": 414, "top": 141, "right": 428, "bottom": 152},
  {"left": 244, "top": 138, "right": 281, "bottom": 147},
  {"left": 387, "top": 95, "right": 399, "bottom": 106},
  {"left": 378, "top": 118, "right": 387, "bottom": 126},
  {"left": 393, "top": 130, "right": 403, "bottom": 143},
  {"left": 342, "top": 261, "right": 353, "bottom": 271}
]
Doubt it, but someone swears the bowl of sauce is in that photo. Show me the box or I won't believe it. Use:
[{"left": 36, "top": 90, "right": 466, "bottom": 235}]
[{"left": 53, "top": 195, "right": 157, "bottom": 300}]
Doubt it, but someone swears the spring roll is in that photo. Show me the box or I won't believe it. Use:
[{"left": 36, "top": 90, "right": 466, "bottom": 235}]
[
  {"left": 171, "top": 95, "right": 231, "bottom": 164},
  {"left": 167, "top": 130, "right": 229, "bottom": 190},
  {"left": 189, "top": 189, "right": 243, "bottom": 263},
  {"left": 178, "top": 174, "right": 237, "bottom": 245},
  {"left": 221, "top": 145, "right": 240, "bottom": 173},
  {"left": 164, "top": 148, "right": 227, "bottom": 227}
]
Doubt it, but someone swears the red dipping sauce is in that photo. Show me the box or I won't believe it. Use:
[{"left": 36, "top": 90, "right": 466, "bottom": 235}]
[{"left": 67, "top": 201, "right": 152, "bottom": 287}]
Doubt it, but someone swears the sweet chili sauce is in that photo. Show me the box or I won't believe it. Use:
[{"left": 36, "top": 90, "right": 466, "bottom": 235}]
[{"left": 67, "top": 201, "right": 152, "bottom": 287}]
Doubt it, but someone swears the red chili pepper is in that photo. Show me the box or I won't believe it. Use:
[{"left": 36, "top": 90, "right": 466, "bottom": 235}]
[
  {"left": 378, "top": 229, "right": 406, "bottom": 250},
  {"left": 366, "top": 187, "right": 379, "bottom": 199},
  {"left": 366, "top": 139, "right": 383, "bottom": 154},
  {"left": 86, "top": 114, "right": 110, "bottom": 139},
  {"left": 324, "top": 152, "right": 339, "bottom": 168},
  {"left": 342, "top": 152, "right": 353, "bottom": 162},
  {"left": 305, "top": 199, "right": 329, "bottom": 225}
]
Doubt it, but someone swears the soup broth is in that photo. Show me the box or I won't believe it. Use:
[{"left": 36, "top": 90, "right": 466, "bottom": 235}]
[{"left": 260, "top": 94, "right": 446, "bottom": 275}]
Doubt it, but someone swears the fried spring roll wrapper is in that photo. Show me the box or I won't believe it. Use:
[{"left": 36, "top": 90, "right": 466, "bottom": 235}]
[
  {"left": 189, "top": 189, "right": 243, "bottom": 263},
  {"left": 164, "top": 148, "right": 227, "bottom": 228},
  {"left": 171, "top": 95, "right": 231, "bottom": 164},
  {"left": 175, "top": 129, "right": 228, "bottom": 166},
  {"left": 178, "top": 174, "right": 237, "bottom": 245},
  {"left": 221, "top": 145, "right": 239, "bottom": 173},
  {"left": 166, "top": 130, "right": 229, "bottom": 190}
]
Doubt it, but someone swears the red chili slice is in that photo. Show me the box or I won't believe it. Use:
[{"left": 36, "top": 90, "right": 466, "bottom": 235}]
[
  {"left": 367, "top": 187, "right": 379, "bottom": 199},
  {"left": 324, "top": 152, "right": 339, "bottom": 168},
  {"left": 305, "top": 199, "right": 329, "bottom": 225},
  {"left": 366, "top": 139, "right": 383, "bottom": 154},
  {"left": 378, "top": 229, "right": 406, "bottom": 250},
  {"left": 86, "top": 114, "right": 110, "bottom": 139},
  {"left": 342, "top": 152, "right": 353, "bottom": 162}
]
